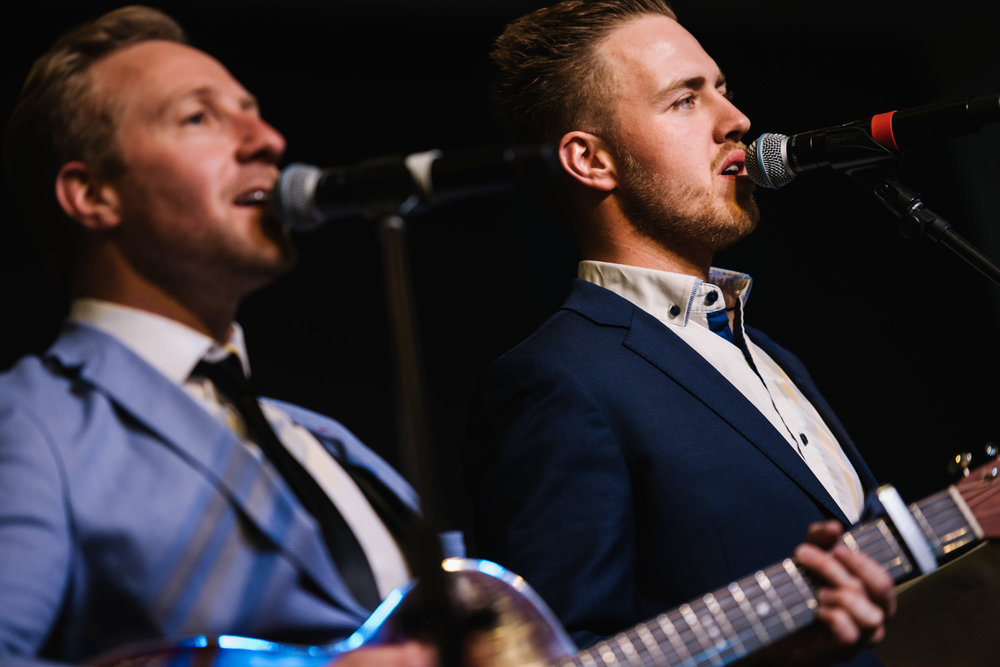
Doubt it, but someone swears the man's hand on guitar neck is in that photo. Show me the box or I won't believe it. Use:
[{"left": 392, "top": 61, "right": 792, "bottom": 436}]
[
  {"left": 332, "top": 642, "right": 437, "bottom": 667},
  {"left": 754, "top": 520, "right": 897, "bottom": 665}
]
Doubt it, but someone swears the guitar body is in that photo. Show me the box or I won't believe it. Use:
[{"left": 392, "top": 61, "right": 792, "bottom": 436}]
[
  {"left": 89, "top": 558, "right": 577, "bottom": 667},
  {"left": 874, "top": 541, "right": 1000, "bottom": 666}
]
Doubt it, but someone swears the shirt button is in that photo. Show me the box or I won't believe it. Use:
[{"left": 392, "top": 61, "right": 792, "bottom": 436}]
[
  {"left": 704, "top": 291, "right": 719, "bottom": 305},
  {"left": 800, "top": 433, "right": 809, "bottom": 446},
  {"left": 669, "top": 305, "right": 681, "bottom": 317}
]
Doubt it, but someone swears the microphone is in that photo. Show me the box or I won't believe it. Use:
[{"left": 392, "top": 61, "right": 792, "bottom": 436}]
[
  {"left": 273, "top": 144, "right": 558, "bottom": 231},
  {"left": 746, "top": 93, "right": 1000, "bottom": 189}
]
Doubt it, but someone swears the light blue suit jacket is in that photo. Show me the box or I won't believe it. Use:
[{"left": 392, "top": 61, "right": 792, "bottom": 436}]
[{"left": 0, "top": 322, "right": 428, "bottom": 665}]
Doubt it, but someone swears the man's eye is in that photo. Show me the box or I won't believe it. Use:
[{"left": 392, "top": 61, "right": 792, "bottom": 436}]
[
  {"left": 184, "top": 112, "right": 207, "bottom": 125},
  {"left": 674, "top": 96, "right": 695, "bottom": 109}
]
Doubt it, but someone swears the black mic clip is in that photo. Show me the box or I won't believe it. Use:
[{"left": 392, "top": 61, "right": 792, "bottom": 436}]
[
  {"left": 785, "top": 125, "right": 898, "bottom": 176},
  {"left": 750, "top": 124, "right": 898, "bottom": 189}
]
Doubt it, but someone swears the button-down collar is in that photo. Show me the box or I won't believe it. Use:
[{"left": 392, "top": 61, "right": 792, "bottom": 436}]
[{"left": 578, "top": 260, "right": 753, "bottom": 329}]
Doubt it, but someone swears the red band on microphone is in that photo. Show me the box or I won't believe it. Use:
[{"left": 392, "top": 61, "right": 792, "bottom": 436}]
[{"left": 870, "top": 111, "right": 899, "bottom": 151}]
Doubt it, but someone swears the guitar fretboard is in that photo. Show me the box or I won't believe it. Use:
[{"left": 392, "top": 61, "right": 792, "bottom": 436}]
[{"left": 558, "top": 487, "right": 979, "bottom": 667}]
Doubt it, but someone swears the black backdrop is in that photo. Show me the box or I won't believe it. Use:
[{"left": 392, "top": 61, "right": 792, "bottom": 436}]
[{"left": 3, "top": 0, "right": 1000, "bottom": 538}]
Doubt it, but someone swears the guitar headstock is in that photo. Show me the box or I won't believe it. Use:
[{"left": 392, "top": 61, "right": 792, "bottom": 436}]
[{"left": 955, "top": 445, "right": 1000, "bottom": 539}]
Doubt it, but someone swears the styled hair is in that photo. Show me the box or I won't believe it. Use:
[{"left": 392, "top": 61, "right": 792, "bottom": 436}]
[
  {"left": 2, "top": 5, "right": 187, "bottom": 280},
  {"left": 490, "top": 0, "right": 677, "bottom": 144}
]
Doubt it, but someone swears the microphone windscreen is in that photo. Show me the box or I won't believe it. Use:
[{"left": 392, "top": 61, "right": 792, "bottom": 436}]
[
  {"left": 746, "top": 133, "right": 794, "bottom": 189},
  {"left": 274, "top": 163, "right": 324, "bottom": 232}
]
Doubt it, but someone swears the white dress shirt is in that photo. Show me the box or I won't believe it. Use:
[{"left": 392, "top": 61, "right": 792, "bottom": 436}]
[
  {"left": 578, "top": 261, "right": 864, "bottom": 523},
  {"left": 68, "top": 298, "right": 410, "bottom": 598}
]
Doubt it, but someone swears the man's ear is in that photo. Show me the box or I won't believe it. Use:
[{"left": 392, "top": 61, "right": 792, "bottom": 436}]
[
  {"left": 54, "top": 161, "right": 122, "bottom": 230},
  {"left": 558, "top": 131, "right": 618, "bottom": 192}
]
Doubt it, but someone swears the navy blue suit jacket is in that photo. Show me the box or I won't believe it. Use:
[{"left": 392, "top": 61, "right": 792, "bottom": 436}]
[
  {"left": 0, "top": 322, "right": 434, "bottom": 666},
  {"left": 466, "top": 279, "right": 880, "bottom": 663}
]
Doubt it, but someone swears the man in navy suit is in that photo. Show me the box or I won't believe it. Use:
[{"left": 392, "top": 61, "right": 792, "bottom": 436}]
[
  {"left": 466, "top": 0, "right": 895, "bottom": 664},
  {"left": 0, "top": 6, "right": 442, "bottom": 666}
]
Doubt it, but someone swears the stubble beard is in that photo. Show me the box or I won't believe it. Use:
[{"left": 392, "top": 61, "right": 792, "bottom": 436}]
[{"left": 615, "top": 146, "right": 761, "bottom": 258}]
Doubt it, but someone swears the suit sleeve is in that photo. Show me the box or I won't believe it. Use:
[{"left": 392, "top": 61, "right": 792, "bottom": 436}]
[
  {"left": 464, "top": 349, "right": 636, "bottom": 648},
  {"left": 0, "top": 400, "right": 73, "bottom": 665}
]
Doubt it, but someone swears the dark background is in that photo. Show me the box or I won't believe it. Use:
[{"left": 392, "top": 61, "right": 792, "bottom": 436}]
[{"left": 3, "top": 1, "right": 1000, "bottom": 540}]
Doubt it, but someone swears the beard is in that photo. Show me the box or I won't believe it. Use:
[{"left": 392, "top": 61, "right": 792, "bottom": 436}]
[{"left": 615, "top": 143, "right": 760, "bottom": 257}]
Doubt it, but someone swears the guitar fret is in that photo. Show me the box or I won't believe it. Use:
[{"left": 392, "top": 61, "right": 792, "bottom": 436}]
[
  {"left": 755, "top": 569, "right": 794, "bottom": 632},
  {"left": 738, "top": 574, "right": 792, "bottom": 642},
  {"left": 914, "top": 491, "right": 976, "bottom": 553},
  {"left": 596, "top": 640, "right": 619, "bottom": 666},
  {"left": 677, "top": 602, "right": 721, "bottom": 665},
  {"left": 768, "top": 566, "right": 815, "bottom": 630},
  {"left": 875, "top": 519, "right": 914, "bottom": 579},
  {"left": 781, "top": 559, "right": 817, "bottom": 617},
  {"left": 610, "top": 632, "right": 639, "bottom": 666},
  {"left": 668, "top": 607, "right": 711, "bottom": 665},
  {"left": 917, "top": 513, "right": 968, "bottom": 545},
  {"left": 845, "top": 519, "right": 914, "bottom": 581},
  {"left": 630, "top": 619, "right": 686, "bottom": 667},
  {"left": 728, "top": 580, "right": 770, "bottom": 651},
  {"left": 642, "top": 612, "right": 694, "bottom": 666},
  {"left": 840, "top": 530, "right": 867, "bottom": 559},
  {"left": 703, "top": 591, "right": 744, "bottom": 658},
  {"left": 844, "top": 525, "right": 887, "bottom": 562},
  {"left": 633, "top": 621, "right": 669, "bottom": 666},
  {"left": 845, "top": 527, "right": 912, "bottom": 580},
  {"left": 851, "top": 520, "right": 896, "bottom": 553},
  {"left": 908, "top": 501, "right": 943, "bottom": 555},
  {"left": 947, "top": 483, "right": 986, "bottom": 541}
]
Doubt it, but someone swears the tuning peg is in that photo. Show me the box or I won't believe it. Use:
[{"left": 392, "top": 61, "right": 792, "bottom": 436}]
[
  {"left": 986, "top": 442, "right": 998, "bottom": 459},
  {"left": 949, "top": 452, "right": 973, "bottom": 477}
]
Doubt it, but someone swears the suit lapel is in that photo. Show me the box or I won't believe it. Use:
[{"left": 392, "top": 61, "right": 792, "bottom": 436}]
[
  {"left": 47, "top": 323, "right": 370, "bottom": 615},
  {"left": 564, "top": 281, "right": 852, "bottom": 523}
]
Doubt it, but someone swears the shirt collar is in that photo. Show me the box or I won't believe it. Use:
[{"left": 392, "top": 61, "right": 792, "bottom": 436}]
[
  {"left": 577, "top": 260, "right": 753, "bottom": 328},
  {"left": 68, "top": 298, "right": 251, "bottom": 384}
]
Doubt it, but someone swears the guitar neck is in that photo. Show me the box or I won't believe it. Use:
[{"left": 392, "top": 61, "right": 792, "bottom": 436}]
[{"left": 561, "top": 485, "right": 982, "bottom": 667}]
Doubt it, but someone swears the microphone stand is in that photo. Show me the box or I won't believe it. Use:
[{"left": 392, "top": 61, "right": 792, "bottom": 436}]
[
  {"left": 848, "top": 165, "right": 1000, "bottom": 287},
  {"left": 375, "top": 204, "right": 462, "bottom": 667}
]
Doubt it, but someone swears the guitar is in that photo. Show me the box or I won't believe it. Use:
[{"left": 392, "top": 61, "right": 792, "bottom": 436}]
[{"left": 90, "top": 458, "right": 1000, "bottom": 667}]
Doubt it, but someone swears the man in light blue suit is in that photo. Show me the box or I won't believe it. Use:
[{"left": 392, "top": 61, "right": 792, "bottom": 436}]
[
  {"left": 466, "top": 1, "right": 896, "bottom": 665},
  {"left": 0, "top": 6, "right": 445, "bottom": 666}
]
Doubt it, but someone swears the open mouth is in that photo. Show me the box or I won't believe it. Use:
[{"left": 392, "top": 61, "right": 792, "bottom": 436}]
[
  {"left": 718, "top": 147, "right": 747, "bottom": 178},
  {"left": 721, "top": 161, "right": 744, "bottom": 176},
  {"left": 235, "top": 189, "right": 270, "bottom": 206}
]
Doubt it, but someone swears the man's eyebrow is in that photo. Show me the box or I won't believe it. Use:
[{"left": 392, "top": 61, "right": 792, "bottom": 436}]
[
  {"left": 156, "top": 87, "right": 260, "bottom": 115},
  {"left": 240, "top": 92, "right": 261, "bottom": 111},
  {"left": 651, "top": 75, "right": 707, "bottom": 105},
  {"left": 651, "top": 72, "right": 731, "bottom": 106}
]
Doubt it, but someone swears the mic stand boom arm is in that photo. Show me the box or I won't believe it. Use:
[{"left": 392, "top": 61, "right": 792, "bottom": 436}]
[{"left": 848, "top": 166, "right": 1000, "bottom": 287}]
